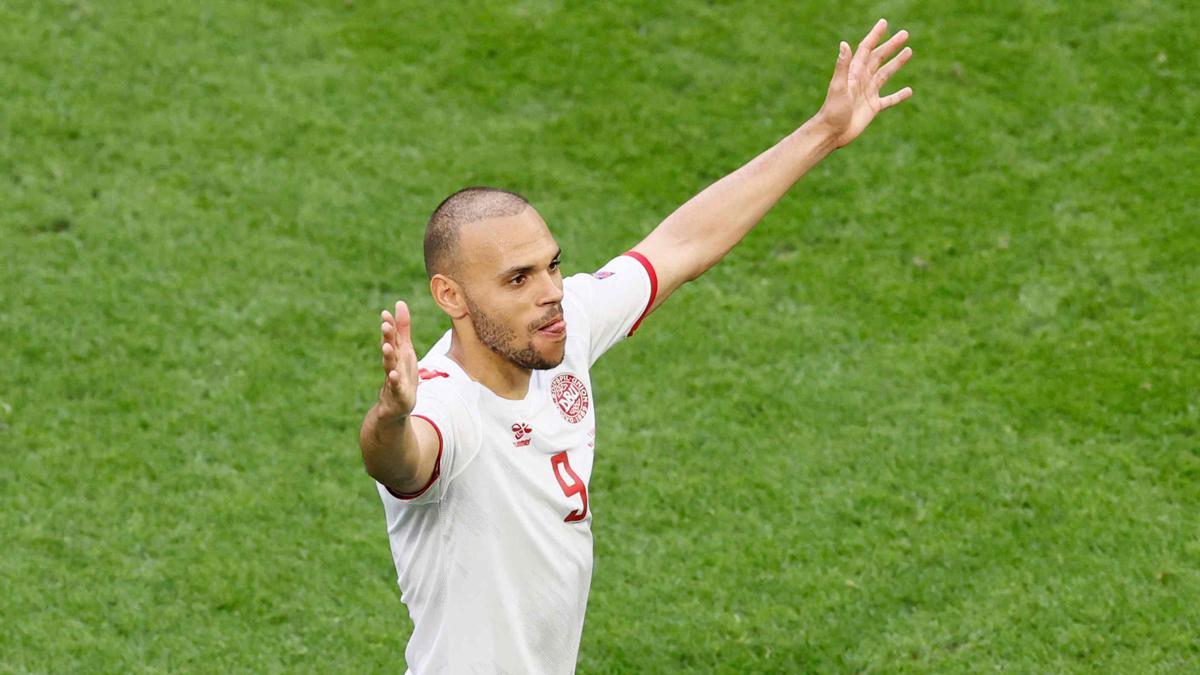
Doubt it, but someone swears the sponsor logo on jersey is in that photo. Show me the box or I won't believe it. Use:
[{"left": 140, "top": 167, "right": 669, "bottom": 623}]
[
  {"left": 417, "top": 368, "right": 450, "bottom": 381},
  {"left": 511, "top": 422, "right": 533, "bottom": 447},
  {"left": 551, "top": 373, "right": 589, "bottom": 424},
  {"left": 593, "top": 270, "right": 614, "bottom": 279}
]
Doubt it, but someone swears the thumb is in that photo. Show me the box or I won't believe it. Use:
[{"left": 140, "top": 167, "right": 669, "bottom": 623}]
[{"left": 830, "top": 41, "right": 851, "bottom": 90}]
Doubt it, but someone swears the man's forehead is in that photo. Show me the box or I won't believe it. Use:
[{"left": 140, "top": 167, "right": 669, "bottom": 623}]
[{"left": 457, "top": 207, "right": 558, "bottom": 272}]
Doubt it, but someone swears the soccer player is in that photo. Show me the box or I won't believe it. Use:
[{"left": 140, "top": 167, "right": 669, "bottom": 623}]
[{"left": 360, "top": 20, "right": 912, "bottom": 674}]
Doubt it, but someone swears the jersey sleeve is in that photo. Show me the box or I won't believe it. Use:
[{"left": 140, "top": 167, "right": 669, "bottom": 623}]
[
  {"left": 563, "top": 251, "right": 658, "bottom": 366},
  {"left": 377, "top": 375, "right": 481, "bottom": 506}
]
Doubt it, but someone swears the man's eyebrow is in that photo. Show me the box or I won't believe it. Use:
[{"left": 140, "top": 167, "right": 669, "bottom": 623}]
[{"left": 497, "top": 248, "right": 562, "bottom": 279}]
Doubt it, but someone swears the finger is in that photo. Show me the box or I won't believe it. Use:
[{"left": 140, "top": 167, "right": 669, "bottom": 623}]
[
  {"left": 394, "top": 301, "right": 413, "bottom": 348},
  {"left": 382, "top": 341, "right": 397, "bottom": 372},
  {"left": 870, "top": 29, "right": 908, "bottom": 69},
  {"left": 853, "top": 18, "right": 888, "bottom": 68},
  {"left": 381, "top": 310, "right": 396, "bottom": 345},
  {"left": 878, "top": 86, "right": 913, "bottom": 110},
  {"left": 830, "top": 41, "right": 851, "bottom": 91},
  {"left": 381, "top": 320, "right": 395, "bottom": 350},
  {"left": 873, "top": 46, "right": 913, "bottom": 90}
]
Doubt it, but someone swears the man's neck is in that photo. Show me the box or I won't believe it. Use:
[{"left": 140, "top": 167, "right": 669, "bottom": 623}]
[{"left": 447, "top": 331, "right": 532, "bottom": 401}]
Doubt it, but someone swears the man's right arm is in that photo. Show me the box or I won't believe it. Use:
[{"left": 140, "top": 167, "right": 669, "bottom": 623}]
[{"left": 358, "top": 301, "right": 440, "bottom": 496}]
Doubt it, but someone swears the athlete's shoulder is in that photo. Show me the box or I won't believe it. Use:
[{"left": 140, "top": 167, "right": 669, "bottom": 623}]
[
  {"left": 562, "top": 271, "right": 590, "bottom": 304},
  {"left": 414, "top": 362, "right": 456, "bottom": 389},
  {"left": 565, "top": 255, "right": 650, "bottom": 295},
  {"left": 415, "top": 333, "right": 476, "bottom": 402},
  {"left": 562, "top": 262, "right": 622, "bottom": 308}
]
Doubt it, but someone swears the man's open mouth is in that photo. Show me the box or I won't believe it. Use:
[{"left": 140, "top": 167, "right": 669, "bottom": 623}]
[{"left": 537, "top": 316, "right": 566, "bottom": 337}]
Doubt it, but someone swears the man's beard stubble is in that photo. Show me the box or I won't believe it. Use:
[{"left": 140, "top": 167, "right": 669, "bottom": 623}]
[{"left": 465, "top": 296, "right": 564, "bottom": 371}]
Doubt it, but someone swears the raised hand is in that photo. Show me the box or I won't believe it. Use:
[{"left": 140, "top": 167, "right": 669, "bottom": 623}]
[
  {"left": 816, "top": 19, "right": 914, "bottom": 148},
  {"left": 379, "top": 300, "right": 419, "bottom": 418}
]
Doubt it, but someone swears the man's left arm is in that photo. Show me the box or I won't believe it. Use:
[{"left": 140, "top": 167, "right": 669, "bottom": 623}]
[{"left": 631, "top": 19, "right": 914, "bottom": 313}]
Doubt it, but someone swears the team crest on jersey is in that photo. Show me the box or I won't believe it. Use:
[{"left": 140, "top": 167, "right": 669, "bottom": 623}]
[
  {"left": 551, "top": 373, "right": 589, "bottom": 424},
  {"left": 511, "top": 423, "right": 533, "bottom": 447}
]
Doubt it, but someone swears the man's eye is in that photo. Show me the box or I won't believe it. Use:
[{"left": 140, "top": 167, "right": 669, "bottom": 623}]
[
  {"left": 549, "top": 260, "right": 560, "bottom": 271},
  {"left": 510, "top": 275, "right": 526, "bottom": 286}
]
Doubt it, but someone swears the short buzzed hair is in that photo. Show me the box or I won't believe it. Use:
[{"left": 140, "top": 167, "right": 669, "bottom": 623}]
[{"left": 424, "top": 187, "right": 530, "bottom": 278}]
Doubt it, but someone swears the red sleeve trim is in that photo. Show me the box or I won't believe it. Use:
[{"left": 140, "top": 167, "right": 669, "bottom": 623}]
[
  {"left": 621, "top": 251, "right": 658, "bottom": 337},
  {"left": 385, "top": 414, "right": 443, "bottom": 501}
]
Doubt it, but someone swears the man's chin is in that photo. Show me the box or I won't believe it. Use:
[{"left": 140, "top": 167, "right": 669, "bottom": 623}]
[
  {"left": 536, "top": 351, "right": 565, "bottom": 370},
  {"left": 532, "top": 345, "right": 566, "bottom": 370}
]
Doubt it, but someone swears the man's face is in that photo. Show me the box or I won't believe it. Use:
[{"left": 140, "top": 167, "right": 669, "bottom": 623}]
[{"left": 454, "top": 207, "right": 566, "bottom": 370}]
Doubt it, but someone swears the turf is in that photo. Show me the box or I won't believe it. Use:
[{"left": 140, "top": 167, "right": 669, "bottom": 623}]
[{"left": 2, "top": 0, "right": 1197, "bottom": 672}]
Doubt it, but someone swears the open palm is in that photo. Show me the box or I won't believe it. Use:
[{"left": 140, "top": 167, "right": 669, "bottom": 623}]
[
  {"left": 818, "top": 19, "right": 913, "bottom": 148},
  {"left": 379, "top": 300, "right": 419, "bottom": 418}
]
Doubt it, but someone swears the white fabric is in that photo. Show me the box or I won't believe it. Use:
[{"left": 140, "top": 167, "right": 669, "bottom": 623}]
[{"left": 377, "top": 253, "right": 654, "bottom": 675}]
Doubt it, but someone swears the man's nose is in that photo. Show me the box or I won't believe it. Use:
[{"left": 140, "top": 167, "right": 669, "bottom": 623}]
[{"left": 537, "top": 272, "right": 564, "bottom": 305}]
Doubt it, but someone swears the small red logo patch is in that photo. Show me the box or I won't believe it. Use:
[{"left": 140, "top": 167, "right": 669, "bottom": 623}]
[
  {"left": 418, "top": 368, "right": 449, "bottom": 381},
  {"left": 511, "top": 422, "right": 533, "bottom": 447},
  {"left": 551, "top": 373, "right": 589, "bottom": 424}
]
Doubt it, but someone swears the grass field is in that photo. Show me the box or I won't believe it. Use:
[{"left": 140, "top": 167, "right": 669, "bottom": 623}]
[{"left": 2, "top": 0, "right": 1197, "bottom": 672}]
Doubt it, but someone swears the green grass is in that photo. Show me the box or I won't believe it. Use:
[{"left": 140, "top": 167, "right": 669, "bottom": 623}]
[{"left": 2, "top": 0, "right": 1197, "bottom": 672}]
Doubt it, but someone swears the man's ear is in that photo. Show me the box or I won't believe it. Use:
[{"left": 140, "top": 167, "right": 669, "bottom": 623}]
[{"left": 430, "top": 274, "right": 468, "bottom": 320}]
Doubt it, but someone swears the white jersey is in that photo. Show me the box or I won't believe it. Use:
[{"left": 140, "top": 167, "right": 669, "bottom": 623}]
[{"left": 376, "top": 252, "right": 658, "bottom": 675}]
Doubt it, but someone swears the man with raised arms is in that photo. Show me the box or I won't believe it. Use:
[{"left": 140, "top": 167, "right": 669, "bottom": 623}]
[{"left": 359, "top": 20, "right": 913, "bottom": 674}]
